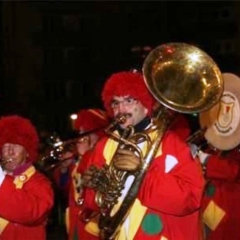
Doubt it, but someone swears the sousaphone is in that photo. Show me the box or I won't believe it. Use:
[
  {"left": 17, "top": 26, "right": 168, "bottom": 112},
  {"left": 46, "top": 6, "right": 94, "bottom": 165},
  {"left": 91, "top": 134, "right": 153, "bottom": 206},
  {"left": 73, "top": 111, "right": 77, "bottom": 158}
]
[
  {"left": 200, "top": 73, "right": 240, "bottom": 150},
  {"left": 143, "top": 42, "right": 223, "bottom": 114},
  {"left": 94, "top": 43, "right": 224, "bottom": 240}
]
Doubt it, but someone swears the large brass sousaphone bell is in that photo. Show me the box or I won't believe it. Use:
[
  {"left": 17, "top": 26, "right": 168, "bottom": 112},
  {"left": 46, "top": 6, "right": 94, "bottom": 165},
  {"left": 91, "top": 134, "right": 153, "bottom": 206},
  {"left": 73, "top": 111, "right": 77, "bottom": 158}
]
[{"left": 143, "top": 42, "right": 224, "bottom": 114}]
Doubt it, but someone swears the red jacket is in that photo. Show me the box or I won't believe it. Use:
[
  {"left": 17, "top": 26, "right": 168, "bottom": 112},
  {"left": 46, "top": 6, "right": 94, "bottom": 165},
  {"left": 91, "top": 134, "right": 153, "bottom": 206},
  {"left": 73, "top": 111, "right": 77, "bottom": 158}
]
[
  {"left": 82, "top": 130, "right": 205, "bottom": 240},
  {"left": 0, "top": 165, "right": 54, "bottom": 240},
  {"left": 66, "top": 151, "right": 99, "bottom": 240},
  {"left": 202, "top": 151, "right": 240, "bottom": 240}
]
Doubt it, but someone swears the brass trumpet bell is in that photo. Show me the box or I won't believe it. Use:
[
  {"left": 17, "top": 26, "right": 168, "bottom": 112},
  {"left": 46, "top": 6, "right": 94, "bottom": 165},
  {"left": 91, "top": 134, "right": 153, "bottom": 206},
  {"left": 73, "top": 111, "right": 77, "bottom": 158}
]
[{"left": 143, "top": 42, "right": 224, "bottom": 113}]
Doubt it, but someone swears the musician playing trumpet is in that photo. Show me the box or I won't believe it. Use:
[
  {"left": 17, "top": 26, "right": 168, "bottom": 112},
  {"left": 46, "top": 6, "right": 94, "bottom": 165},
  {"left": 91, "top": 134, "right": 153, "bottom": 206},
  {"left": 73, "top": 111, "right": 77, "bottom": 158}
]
[
  {"left": 0, "top": 115, "right": 54, "bottom": 239},
  {"left": 81, "top": 71, "right": 205, "bottom": 240}
]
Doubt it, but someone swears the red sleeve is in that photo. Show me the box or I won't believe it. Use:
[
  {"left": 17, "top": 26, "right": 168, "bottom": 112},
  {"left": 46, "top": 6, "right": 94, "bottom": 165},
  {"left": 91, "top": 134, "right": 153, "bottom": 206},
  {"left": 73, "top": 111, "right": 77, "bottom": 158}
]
[
  {"left": 139, "top": 131, "right": 205, "bottom": 216},
  {"left": 205, "top": 154, "right": 240, "bottom": 181},
  {"left": 0, "top": 172, "right": 54, "bottom": 225},
  {"left": 78, "top": 137, "right": 109, "bottom": 175},
  {"left": 77, "top": 150, "right": 94, "bottom": 174},
  {"left": 169, "top": 114, "right": 191, "bottom": 141}
]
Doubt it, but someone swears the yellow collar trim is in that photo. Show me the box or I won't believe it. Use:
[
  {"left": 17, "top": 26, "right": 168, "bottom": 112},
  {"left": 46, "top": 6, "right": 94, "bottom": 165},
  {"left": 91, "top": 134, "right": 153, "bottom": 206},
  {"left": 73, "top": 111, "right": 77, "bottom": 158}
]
[{"left": 13, "top": 165, "right": 36, "bottom": 189}]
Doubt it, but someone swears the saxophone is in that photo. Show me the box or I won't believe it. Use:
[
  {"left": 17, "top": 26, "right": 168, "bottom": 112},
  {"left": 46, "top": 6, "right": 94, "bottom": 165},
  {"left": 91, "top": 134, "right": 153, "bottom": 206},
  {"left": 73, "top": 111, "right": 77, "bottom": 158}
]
[{"left": 85, "top": 43, "right": 223, "bottom": 239}]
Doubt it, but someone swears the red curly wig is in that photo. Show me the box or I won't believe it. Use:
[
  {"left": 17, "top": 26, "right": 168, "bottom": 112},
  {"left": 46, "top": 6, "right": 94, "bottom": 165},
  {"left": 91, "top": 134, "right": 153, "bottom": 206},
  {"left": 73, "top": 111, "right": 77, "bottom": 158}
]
[
  {"left": 101, "top": 71, "right": 156, "bottom": 116},
  {"left": 73, "top": 109, "right": 109, "bottom": 138},
  {"left": 0, "top": 115, "right": 39, "bottom": 162}
]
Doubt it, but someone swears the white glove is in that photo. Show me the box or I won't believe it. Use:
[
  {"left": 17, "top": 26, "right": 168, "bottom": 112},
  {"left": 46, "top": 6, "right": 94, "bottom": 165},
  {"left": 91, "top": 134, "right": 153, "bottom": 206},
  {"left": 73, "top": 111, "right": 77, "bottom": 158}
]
[
  {"left": 198, "top": 150, "right": 210, "bottom": 165},
  {"left": 0, "top": 165, "right": 6, "bottom": 186},
  {"left": 188, "top": 143, "right": 199, "bottom": 158}
]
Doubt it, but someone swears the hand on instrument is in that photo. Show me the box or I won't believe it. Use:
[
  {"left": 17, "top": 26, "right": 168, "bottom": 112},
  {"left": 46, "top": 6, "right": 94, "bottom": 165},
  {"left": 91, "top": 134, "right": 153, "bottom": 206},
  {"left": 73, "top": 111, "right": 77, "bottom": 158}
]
[
  {"left": 188, "top": 143, "right": 199, "bottom": 158},
  {"left": 197, "top": 150, "right": 210, "bottom": 165},
  {"left": 113, "top": 148, "right": 141, "bottom": 171}
]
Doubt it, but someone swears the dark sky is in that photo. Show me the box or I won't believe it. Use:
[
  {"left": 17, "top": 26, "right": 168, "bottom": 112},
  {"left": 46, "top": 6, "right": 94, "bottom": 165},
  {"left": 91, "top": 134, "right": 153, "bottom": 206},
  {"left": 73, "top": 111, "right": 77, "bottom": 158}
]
[{"left": 0, "top": 1, "right": 236, "bottom": 135}]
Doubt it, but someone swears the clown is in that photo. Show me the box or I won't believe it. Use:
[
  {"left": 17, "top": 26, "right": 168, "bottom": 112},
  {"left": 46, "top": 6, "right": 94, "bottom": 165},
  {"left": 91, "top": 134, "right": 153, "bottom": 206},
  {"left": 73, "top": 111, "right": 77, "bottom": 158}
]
[
  {"left": 0, "top": 115, "right": 54, "bottom": 240},
  {"left": 198, "top": 146, "right": 240, "bottom": 240},
  {"left": 53, "top": 109, "right": 109, "bottom": 240},
  {"left": 82, "top": 70, "right": 205, "bottom": 240}
]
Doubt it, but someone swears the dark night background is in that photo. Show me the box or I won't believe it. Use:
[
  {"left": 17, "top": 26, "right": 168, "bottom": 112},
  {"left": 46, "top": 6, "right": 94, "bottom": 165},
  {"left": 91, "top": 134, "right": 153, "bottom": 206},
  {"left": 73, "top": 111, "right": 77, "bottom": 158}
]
[
  {"left": 1, "top": 1, "right": 239, "bottom": 137},
  {"left": 1, "top": 2, "right": 240, "bottom": 239}
]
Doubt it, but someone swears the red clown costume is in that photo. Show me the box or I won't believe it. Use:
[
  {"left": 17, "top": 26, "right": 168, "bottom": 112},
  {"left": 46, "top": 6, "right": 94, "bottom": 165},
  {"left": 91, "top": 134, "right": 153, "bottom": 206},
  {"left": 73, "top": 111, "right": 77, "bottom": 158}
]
[
  {"left": 52, "top": 143, "right": 77, "bottom": 228},
  {"left": 81, "top": 71, "right": 205, "bottom": 240},
  {"left": 64, "top": 109, "right": 109, "bottom": 240},
  {"left": 0, "top": 115, "right": 54, "bottom": 240},
  {"left": 201, "top": 148, "right": 240, "bottom": 240}
]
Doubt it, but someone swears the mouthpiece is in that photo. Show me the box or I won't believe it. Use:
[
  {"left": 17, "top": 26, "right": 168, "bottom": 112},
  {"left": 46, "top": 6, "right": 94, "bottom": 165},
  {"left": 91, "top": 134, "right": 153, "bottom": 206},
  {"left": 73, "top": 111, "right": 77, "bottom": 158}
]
[
  {"left": 115, "top": 113, "right": 130, "bottom": 124},
  {"left": 1, "top": 158, "right": 13, "bottom": 165},
  {"left": 105, "top": 113, "right": 130, "bottom": 134}
]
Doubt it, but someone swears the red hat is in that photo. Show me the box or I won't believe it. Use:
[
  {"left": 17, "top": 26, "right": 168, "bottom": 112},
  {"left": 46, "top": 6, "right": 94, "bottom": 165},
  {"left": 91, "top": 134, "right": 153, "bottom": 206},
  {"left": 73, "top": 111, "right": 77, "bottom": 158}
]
[
  {"left": 0, "top": 115, "right": 39, "bottom": 162},
  {"left": 101, "top": 71, "right": 156, "bottom": 117},
  {"left": 73, "top": 109, "right": 109, "bottom": 138}
]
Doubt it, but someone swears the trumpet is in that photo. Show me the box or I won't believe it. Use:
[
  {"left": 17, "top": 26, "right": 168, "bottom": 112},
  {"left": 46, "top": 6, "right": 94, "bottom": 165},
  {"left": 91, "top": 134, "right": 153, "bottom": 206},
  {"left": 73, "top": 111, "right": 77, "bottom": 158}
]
[
  {"left": 41, "top": 153, "right": 78, "bottom": 171},
  {"left": 40, "top": 127, "right": 106, "bottom": 171}
]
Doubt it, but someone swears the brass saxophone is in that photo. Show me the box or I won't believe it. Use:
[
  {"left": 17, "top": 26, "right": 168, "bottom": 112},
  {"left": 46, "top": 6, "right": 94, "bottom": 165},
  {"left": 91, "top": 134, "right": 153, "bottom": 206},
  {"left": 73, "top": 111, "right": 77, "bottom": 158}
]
[{"left": 85, "top": 43, "right": 224, "bottom": 239}]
